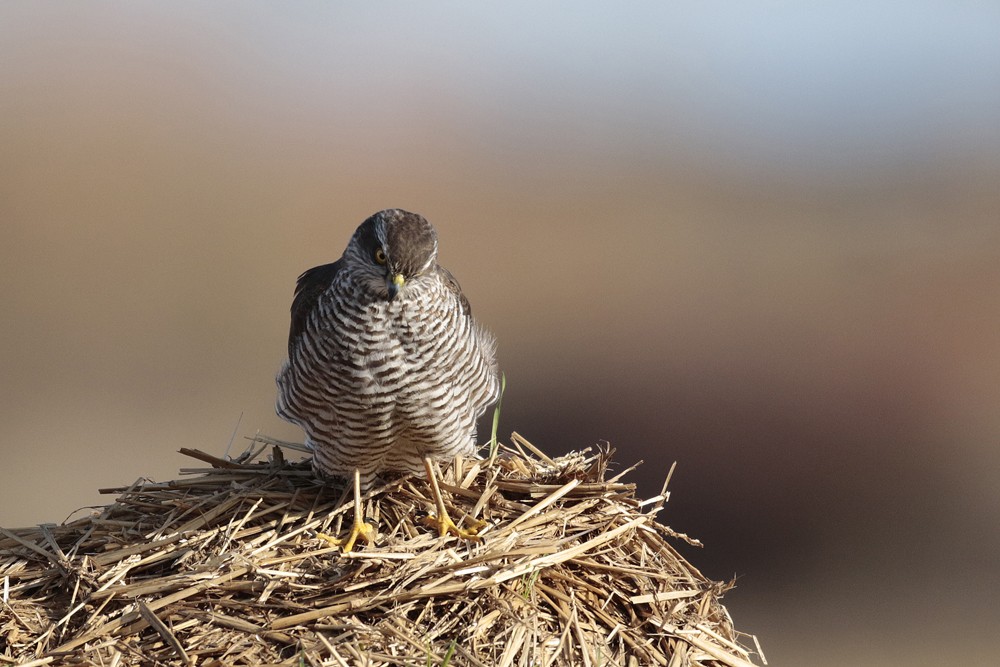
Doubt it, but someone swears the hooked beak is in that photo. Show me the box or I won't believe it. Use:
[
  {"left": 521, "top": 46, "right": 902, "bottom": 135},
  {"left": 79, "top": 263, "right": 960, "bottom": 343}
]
[{"left": 386, "top": 273, "right": 405, "bottom": 300}]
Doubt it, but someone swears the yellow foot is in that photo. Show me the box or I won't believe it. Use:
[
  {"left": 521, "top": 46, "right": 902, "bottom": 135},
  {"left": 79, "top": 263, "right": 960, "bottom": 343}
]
[
  {"left": 318, "top": 468, "right": 377, "bottom": 552},
  {"left": 421, "top": 512, "right": 487, "bottom": 541},
  {"left": 317, "top": 519, "right": 376, "bottom": 552},
  {"left": 421, "top": 456, "right": 486, "bottom": 542}
]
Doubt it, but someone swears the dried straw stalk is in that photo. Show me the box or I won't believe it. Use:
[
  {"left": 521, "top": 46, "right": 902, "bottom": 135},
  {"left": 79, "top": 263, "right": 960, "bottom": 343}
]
[{"left": 1, "top": 433, "right": 763, "bottom": 666}]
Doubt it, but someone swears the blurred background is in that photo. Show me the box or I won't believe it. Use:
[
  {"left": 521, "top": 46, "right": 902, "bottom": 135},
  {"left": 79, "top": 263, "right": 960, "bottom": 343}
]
[{"left": 2, "top": 2, "right": 998, "bottom": 664}]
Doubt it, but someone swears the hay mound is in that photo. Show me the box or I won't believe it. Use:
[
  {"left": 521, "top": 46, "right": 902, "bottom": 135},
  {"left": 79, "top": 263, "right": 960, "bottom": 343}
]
[{"left": 1, "top": 434, "right": 762, "bottom": 666}]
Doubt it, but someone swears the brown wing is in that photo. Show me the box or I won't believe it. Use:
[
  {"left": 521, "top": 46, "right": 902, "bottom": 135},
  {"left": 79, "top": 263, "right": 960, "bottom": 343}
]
[
  {"left": 288, "top": 260, "right": 343, "bottom": 356},
  {"left": 436, "top": 265, "right": 471, "bottom": 318}
]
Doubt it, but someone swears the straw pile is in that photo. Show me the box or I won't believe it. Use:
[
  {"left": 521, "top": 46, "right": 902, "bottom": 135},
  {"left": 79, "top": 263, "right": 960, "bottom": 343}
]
[{"left": 1, "top": 433, "right": 763, "bottom": 666}]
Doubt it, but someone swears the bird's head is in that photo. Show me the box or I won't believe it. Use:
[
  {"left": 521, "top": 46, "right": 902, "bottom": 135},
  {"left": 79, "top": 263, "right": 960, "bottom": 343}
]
[{"left": 346, "top": 209, "right": 439, "bottom": 301}]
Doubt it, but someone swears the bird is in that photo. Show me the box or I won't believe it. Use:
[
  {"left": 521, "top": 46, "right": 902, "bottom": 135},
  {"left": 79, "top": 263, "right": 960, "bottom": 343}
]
[{"left": 276, "top": 209, "right": 501, "bottom": 550}]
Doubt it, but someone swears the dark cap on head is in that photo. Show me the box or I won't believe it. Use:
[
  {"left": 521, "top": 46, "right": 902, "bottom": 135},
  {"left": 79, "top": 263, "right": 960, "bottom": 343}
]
[{"left": 373, "top": 209, "right": 438, "bottom": 277}]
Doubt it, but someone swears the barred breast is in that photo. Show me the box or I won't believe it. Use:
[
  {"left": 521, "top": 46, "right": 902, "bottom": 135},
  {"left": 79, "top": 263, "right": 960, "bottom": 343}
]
[{"left": 276, "top": 264, "right": 499, "bottom": 480}]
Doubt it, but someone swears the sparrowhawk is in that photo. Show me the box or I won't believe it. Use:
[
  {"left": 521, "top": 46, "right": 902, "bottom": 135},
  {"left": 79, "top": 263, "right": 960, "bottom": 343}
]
[{"left": 276, "top": 209, "right": 500, "bottom": 548}]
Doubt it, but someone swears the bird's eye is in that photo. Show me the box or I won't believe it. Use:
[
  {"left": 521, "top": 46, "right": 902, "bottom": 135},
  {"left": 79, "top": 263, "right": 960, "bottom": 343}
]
[{"left": 374, "top": 248, "right": 387, "bottom": 265}]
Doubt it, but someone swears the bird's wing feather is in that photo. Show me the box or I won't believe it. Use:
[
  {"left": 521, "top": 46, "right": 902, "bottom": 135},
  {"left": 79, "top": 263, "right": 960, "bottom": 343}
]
[
  {"left": 288, "top": 260, "right": 343, "bottom": 356},
  {"left": 436, "top": 266, "right": 472, "bottom": 317}
]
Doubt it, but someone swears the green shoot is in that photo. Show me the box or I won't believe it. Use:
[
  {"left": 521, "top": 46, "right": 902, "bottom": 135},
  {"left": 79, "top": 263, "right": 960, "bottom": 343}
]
[
  {"left": 520, "top": 569, "right": 540, "bottom": 600},
  {"left": 488, "top": 372, "right": 506, "bottom": 463},
  {"left": 441, "top": 638, "right": 458, "bottom": 666}
]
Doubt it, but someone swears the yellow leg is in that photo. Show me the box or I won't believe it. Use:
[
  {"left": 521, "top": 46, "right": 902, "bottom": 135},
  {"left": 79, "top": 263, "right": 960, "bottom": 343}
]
[
  {"left": 421, "top": 457, "right": 485, "bottom": 541},
  {"left": 318, "top": 468, "right": 376, "bottom": 552}
]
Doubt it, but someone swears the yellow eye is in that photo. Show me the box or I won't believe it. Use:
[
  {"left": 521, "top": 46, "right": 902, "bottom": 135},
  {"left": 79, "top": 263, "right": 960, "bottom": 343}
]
[{"left": 374, "top": 248, "right": 387, "bottom": 265}]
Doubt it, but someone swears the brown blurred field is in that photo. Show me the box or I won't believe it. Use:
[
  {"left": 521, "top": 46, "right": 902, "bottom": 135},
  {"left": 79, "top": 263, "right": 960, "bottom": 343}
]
[{"left": 2, "top": 4, "right": 999, "bottom": 665}]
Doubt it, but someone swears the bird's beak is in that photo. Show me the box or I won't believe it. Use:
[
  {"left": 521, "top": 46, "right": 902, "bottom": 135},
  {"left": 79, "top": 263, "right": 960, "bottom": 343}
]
[{"left": 387, "top": 273, "right": 405, "bottom": 300}]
